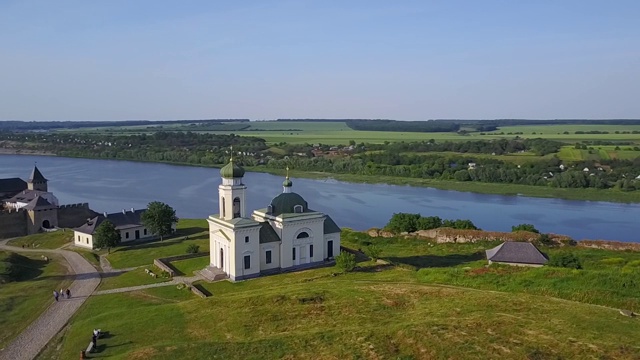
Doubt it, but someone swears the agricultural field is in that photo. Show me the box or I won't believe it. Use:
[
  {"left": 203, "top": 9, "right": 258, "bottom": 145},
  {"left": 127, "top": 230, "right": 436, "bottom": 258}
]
[
  {"left": 59, "top": 121, "right": 640, "bottom": 146},
  {"left": 558, "top": 145, "right": 640, "bottom": 161}
]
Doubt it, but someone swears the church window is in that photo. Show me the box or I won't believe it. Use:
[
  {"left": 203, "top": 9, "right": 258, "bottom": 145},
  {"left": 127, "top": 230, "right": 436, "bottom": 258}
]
[
  {"left": 86, "top": 238, "right": 89, "bottom": 244},
  {"left": 233, "top": 197, "right": 241, "bottom": 218},
  {"left": 244, "top": 255, "right": 250, "bottom": 270},
  {"left": 292, "top": 247, "right": 296, "bottom": 261},
  {"left": 244, "top": 236, "right": 249, "bottom": 243},
  {"left": 296, "top": 232, "right": 309, "bottom": 239},
  {"left": 77, "top": 235, "right": 80, "bottom": 242},
  {"left": 222, "top": 197, "right": 226, "bottom": 218},
  {"left": 310, "top": 244, "right": 314, "bottom": 258},
  {"left": 125, "top": 232, "right": 129, "bottom": 239},
  {"left": 266, "top": 250, "right": 272, "bottom": 264},
  {"left": 267, "top": 205, "right": 273, "bottom": 214},
  {"left": 293, "top": 205, "right": 303, "bottom": 213}
]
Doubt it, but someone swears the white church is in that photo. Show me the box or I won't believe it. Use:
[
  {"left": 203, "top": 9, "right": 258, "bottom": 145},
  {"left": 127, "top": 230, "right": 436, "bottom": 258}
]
[{"left": 207, "top": 158, "right": 341, "bottom": 281}]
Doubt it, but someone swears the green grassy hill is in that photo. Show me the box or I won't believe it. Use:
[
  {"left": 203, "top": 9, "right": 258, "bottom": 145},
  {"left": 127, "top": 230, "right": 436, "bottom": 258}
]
[{"left": 38, "top": 228, "right": 640, "bottom": 359}]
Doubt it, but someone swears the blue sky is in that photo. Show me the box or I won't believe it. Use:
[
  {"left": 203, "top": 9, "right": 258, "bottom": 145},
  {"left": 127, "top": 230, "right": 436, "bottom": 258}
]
[{"left": 1, "top": 0, "right": 639, "bottom": 120}]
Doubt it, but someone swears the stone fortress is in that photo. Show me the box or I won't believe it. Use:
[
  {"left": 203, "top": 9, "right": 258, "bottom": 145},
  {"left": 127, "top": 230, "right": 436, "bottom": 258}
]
[{"left": 0, "top": 166, "right": 97, "bottom": 238}]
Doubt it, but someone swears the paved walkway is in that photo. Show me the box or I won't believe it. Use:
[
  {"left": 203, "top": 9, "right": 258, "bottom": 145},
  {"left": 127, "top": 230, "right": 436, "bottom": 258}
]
[{"left": 0, "top": 239, "right": 101, "bottom": 360}]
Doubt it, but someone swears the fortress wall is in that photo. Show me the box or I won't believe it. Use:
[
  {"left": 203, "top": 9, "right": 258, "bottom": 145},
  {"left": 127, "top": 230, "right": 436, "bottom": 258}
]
[
  {"left": 57, "top": 204, "right": 99, "bottom": 229},
  {"left": 0, "top": 210, "right": 27, "bottom": 239}
]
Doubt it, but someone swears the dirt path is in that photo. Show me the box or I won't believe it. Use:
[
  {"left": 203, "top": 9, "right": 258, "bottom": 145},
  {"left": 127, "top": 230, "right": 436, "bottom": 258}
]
[{"left": 0, "top": 239, "right": 100, "bottom": 360}]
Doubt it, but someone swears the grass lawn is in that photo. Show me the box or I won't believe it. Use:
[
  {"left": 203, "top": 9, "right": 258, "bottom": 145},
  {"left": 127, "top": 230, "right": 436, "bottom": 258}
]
[
  {"left": 105, "top": 219, "right": 209, "bottom": 269},
  {"left": 44, "top": 261, "right": 640, "bottom": 360},
  {"left": 7, "top": 230, "right": 73, "bottom": 249},
  {"left": 73, "top": 248, "right": 102, "bottom": 269},
  {"left": 170, "top": 255, "right": 209, "bottom": 276},
  {"left": 0, "top": 251, "right": 72, "bottom": 348},
  {"left": 97, "top": 267, "right": 171, "bottom": 291},
  {"left": 343, "top": 230, "right": 640, "bottom": 312}
]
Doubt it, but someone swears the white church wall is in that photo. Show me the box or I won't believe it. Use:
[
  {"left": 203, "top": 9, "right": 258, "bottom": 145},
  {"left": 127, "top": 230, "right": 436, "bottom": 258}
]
[
  {"left": 279, "top": 217, "right": 325, "bottom": 269},
  {"left": 230, "top": 226, "right": 261, "bottom": 280},
  {"left": 260, "top": 243, "right": 280, "bottom": 271},
  {"left": 324, "top": 232, "right": 341, "bottom": 259}
]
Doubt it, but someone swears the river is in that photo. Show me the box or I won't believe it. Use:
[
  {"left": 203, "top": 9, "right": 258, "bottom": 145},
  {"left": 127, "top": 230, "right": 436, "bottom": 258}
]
[{"left": 0, "top": 155, "right": 638, "bottom": 242}]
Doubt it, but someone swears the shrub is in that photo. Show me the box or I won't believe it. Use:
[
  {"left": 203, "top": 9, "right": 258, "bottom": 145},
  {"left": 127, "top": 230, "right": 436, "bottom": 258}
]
[
  {"left": 600, "top": 257, "right": 626, "bottom": 266},
  {"left": 548, "top": 253, "right": 582, "bottom": 269},
  {"left": 335, "top": 251, "right": 356, "bottom": 272},
  {"left": 512, "top": 223, "right": 539, "bottom": 233},
  {"left": 186, "top": 244, "right": 200, "bottom": 254},
  {"left": 364, "top": 244, "right": 382, "bottom": 260},
  {"left": 536, "top": 234, "right": 555, "bottom": 246}
]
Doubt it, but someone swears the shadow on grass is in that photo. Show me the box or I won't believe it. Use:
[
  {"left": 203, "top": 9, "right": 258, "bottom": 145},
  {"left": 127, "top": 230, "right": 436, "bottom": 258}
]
[
  {"left": 386, "top": 252, "right": 484, "bottom": 269},
  {"left": 192, "top": 283, "right": 212, "bottom": 297},
  {"left": 175, "top": 227, "right": 207, "bottom": 236},
  {"left": 6, "top": 253, "right": 47, "bottom": 282}
]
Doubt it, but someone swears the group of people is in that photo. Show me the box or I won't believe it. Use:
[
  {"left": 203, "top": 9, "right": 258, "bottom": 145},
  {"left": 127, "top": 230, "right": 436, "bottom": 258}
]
[{"left": 52, "top": 288, "right": 71, "bottom": 301}]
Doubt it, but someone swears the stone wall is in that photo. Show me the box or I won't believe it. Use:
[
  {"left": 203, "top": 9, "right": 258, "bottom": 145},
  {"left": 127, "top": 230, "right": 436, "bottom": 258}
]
[
  {"left": 366, "top": 227, "right": 573, "bottom": 245},
  {"left": 154, "top": 252, "right": 210, "bottom": 277},
  {"left": 0, "top": 210, "right": 27, "bottom": 238},
  {"left": 365, "top": 227, "right": 639, "bottom": 252},
  {"left": 58, "top": 203, "right": 98, "bottom": 228}
]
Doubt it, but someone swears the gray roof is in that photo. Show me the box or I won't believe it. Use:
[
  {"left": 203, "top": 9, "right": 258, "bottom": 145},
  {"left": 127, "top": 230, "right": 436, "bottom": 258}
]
[
  {"left": 324, "top": 215, "right": 341, "bottom": 234},
  {"left": 5, "top": 189, "right": 48, "bottom": 204},
  {"left": 486, "top": 242, "right": 548, "bottom": 265},
  {"left": 269, "top": 192, "right": 309, "bottom": 216},
  {"left": 23, "top": 195, "right": 55, "bottom": 210},
  {"left": 74, "top": 209, "right": 146, "bottom": 235},
  {"left": 29, "top": 166, "right": 47, "bottom": 183},
  {"left": 259, "top": 222, "right": 281, "bottom": 244},
  {"left": 0, "top": 178, "right": 27, "bottom": 194}
]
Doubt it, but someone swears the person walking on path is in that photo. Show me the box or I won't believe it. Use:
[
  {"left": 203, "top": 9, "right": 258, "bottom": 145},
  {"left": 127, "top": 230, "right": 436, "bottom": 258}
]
[
  {"left": 53, "top": 290, "right": 59, "bottom": 302},
  {"left": 60, "top": 288, "right": 65, "bottom": 299},
  {"left": 65, "top": 288, "right": 71, "bottom": 299}
]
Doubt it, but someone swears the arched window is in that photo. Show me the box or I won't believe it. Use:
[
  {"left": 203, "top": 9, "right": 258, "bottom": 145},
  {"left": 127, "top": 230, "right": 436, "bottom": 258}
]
[
  {"left": 267, "top": 205, "right": 273, "bottom": 214},
  {"left": 296, "top": 231, "right": 309, "bottom": 239},
  {"left": 293, "top": 205, "right": 303, "bottom": 213},
  {"left": 233, "top": 197, "right": 241, "bottom": 218},
  {"left": 222, "top": 197, "right": 226, "bottom": 218}
]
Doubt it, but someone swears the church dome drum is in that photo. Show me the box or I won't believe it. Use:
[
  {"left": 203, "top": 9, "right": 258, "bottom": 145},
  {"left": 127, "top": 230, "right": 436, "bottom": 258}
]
[{"left": 269, "top": 192, "right": 308, "bottom": 216}]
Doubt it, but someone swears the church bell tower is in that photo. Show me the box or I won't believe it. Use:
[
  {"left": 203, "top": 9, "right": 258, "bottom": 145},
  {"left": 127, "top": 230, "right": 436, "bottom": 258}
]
[{"left": 218, "top": 155, "right": 246, "bottom": 220}]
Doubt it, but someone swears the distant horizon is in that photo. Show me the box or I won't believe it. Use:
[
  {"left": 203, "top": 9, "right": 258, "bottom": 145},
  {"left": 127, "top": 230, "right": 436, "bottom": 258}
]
[
  {"left": 4, "top": 118, "right": 640, "bottom": 123},
  {"left": 2, "top": 1, "right": 639, "bottom": 120}
]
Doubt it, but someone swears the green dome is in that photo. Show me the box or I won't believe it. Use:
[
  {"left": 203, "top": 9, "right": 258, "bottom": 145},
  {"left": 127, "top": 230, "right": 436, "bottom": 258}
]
[
  {"left": 220, "top": 160, "right": 245, "bottom": 178},
  {"left": 269, "top": 192, "right": 308, "bottom": 216},
  {"left": 283, "top": 177, "right": 293, "bottom": 187}
]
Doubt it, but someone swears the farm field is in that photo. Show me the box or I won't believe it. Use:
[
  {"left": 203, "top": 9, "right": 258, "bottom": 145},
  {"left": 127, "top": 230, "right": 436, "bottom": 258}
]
[
  {"left": 61, "top": 121, "right": 640, "bottom": 145},
  {"left": 40, "top": 229, "right": 640, "bottom": 360}
]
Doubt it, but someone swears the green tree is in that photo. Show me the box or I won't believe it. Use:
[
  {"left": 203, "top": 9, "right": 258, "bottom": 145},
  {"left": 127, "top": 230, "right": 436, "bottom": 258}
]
[
  {"left": 94, "top": 220, "right": 121, "bottom": 253},
  {"left": 511, "top": 223, "right": 539, "bottom": 233},
  {"left": 385, "top": 213, "right": 421, "bottom": 233},
  {"left": 141, "top": 201, "right": 179, "bottom": 241},
  {"left": 335, "top": 251, "right": 356, "bottom": 272}
]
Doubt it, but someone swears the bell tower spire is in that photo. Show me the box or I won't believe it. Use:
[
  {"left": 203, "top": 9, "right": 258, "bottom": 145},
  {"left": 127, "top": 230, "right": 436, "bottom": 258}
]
[{"left": 218, "top": 150, "right": 247, "bottom": 220}]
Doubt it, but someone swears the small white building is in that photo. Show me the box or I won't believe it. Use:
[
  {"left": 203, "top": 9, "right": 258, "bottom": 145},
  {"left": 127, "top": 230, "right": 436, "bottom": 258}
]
[
  {"left": 73, "top": 209, "right": 152, "bottom": 249},
  {"left": 207, "top": 160, "right": 341, "bottom": 281}
]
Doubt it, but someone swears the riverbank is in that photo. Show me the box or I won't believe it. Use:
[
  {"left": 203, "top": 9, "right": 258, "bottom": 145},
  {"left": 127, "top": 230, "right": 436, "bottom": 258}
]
[
  {"left": 248, "top": 167, "right": 640, "bottom": 204},
  {"left": 2, "top": 150, "right": 639, "bottom": 203}
]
